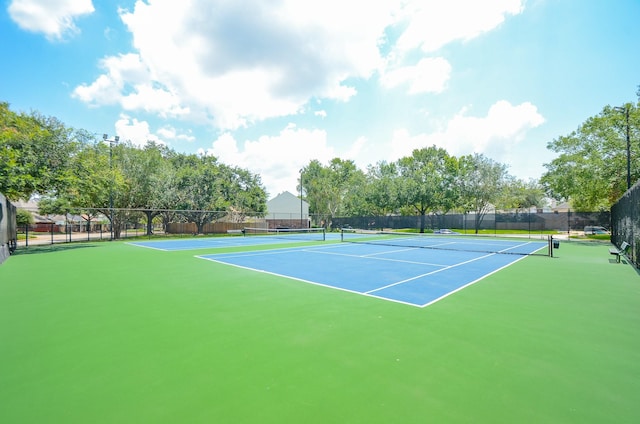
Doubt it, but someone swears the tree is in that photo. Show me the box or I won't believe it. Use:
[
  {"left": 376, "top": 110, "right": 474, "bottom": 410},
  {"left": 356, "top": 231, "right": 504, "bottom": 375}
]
[
  {"left": 223, "top": 166, "right": 267, "bottom": 222},
  {"left": 1, "top": 102, "right": 270, "bottom": 238},
  {"left": 174, "top": 154, "right": 233, "bottom": 233},
  {"left": 118, "top": 141, "right": 175, "bottom": 235},
  {"left": 336, "top": 162, "right": 368, "bottom": 218},
  {"left": 16, "top": 209, "right": 34, "bottom": 226},
  {"left": 48, "top": 131, "right": 112, "bottom": 232},
  {"left": 499, "top": 177, "right": 545, "bottom": 212},
  {"left": 364, "top": 161, "right": 401, "bottom": 216},
  {"left": 396, "top": 146, "right": 458, "bottom": 232},
  {"left": 458, "top": 153, "right": 509, "bottom": 233},
  {"left": 1, "top": 103, "right": 73, "bottom": 200},
  {"left": 301, "top": 158, "right": 364, "bottom": 226},
  {"left": 541, "top": 102, "right": 640, "bottom": 209}
]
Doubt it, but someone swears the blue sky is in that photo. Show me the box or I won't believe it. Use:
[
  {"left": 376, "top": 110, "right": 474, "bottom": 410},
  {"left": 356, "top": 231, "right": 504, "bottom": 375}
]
[{"left": 1, "top": 0, "right": 639, "bottom": 198}]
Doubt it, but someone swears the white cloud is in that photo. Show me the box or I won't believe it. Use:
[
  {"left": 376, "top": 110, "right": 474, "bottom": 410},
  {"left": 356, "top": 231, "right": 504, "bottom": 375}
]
[
  {"left": 114, "top": 115, "right": 162, "bottom": 147},
  {"left": 8, "top": 0, "right": 94, "bottom": 41},
  {"left": 114, "top": 119, "right": 193, "bottom": 148},
  {"left": 394, "top": 0, "right": 525, "bottom": 54},
  {"left": 381, "top": 57, "right": 452, "bottom": 94},
  {"left": 204, "top": 124, "right": 336, "bottom": 197},
  {"left": 73, "top": 74, "right": 121, "bottom": 105},
  {"left": 72, "top": 0, "right": 528, "bottom": 136},
  {"left": 76, "top": 0, "right": 397, "bottom": 129},
  {"left": 377, "top": 1, "right": 524, "bottom": 95},
  {"left": 389, "top": 100, "right": 545, "bottom": 162},
  {"left": 345, "top": 136, "right": 368, "bottom": 160},
  {"left": 72, "top": 53, "right": 190, "bottom": 117},
  {"left": 157, "top": 126, "right": 195, "bottom": 143}
]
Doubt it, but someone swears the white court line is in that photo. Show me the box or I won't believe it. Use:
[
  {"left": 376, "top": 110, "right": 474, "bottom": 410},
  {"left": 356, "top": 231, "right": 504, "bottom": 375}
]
[
  {"left": 197, "top": 254, "right": 425, "bottom": 308},
  {"left": 195, "top": 243, "right": 334, "bottom": 260},
  {"left": 126, "top": 237, "right": 249, "bottom": 252},
  {"left": 307, "top": 248, "right": 449, "bottom": 268},
  {"left": 203, "top": 241, "right": 452, "bottom": 268},
  {"left": 361, "top": 246, "right": 423, "bottom": 257},
  {"left": 197, "top": 238, "right": 542, "bottom": 308},
  {"left": 124, "top": 242, "right": 171, "bottom": 251},
  {"left": 366, "top": 251, "right": 498, "bottom": 294},
  {"left": 127, "top": 234, "right": 323, "bottom": 252},
  {"left": 417, "top": 253, "right": 533, "bottom": 308}
]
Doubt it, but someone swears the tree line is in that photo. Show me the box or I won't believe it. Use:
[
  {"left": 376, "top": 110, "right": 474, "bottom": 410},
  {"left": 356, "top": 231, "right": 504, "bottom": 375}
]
[
  {"left": 301, "top": 152, "right": 543, "bottom": 232},
  {"left": 0, "top": 102, "right": 267, "bottom": 237},
  {"left": 302, "top": 88, "right": 640, "bottom": 225},
  {"left": 2, "top": 88, "right": 638, "bottom": 236}
]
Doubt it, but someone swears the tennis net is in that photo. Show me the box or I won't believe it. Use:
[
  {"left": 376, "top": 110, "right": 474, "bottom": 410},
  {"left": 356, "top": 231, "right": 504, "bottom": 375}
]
[
  {"left": 243, "top": 227, "right": 326, "bottom": 241},
  {"left": 340, "top": 229, "right": 553, "bottom": 256}
]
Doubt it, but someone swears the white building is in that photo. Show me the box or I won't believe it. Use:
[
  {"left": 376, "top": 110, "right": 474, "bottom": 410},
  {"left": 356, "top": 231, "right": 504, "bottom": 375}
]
[{"left": 266, "top": 191, "right": 309, "bottom": 228}]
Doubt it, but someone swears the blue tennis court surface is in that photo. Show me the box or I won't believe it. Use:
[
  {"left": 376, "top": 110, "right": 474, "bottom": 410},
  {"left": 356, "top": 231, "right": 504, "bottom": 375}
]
[{"left": 197, "top": 240, "right": 547, "bottom": 307}]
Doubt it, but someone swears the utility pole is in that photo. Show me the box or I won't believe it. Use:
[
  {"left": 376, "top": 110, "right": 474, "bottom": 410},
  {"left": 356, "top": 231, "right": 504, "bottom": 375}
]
[
  {"left": 614, "top": 104, "right": 632, "bottom": 190},
  {"left": 103, "top": 134, "right": 119, "bottom": 239},
  {"left": 299, "top": 168, "right": 304, "bottom": 228}
]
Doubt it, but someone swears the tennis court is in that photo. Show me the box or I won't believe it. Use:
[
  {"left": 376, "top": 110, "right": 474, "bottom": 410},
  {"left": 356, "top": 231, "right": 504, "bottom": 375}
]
[
  {"left": 198, "top": 235, "right": 548, "bottom": 307},
  {"left": 2, "top": 238, "right": 640, "bottom": 423}
]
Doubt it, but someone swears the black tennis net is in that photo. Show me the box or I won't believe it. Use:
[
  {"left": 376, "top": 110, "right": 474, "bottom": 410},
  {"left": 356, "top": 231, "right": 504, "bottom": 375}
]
[{"left": 340, "top": 229, "right": 553, "bottom": 256}]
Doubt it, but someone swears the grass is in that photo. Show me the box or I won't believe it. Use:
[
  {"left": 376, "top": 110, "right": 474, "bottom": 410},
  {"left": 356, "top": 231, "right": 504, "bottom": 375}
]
[{"left": 1, "top": 239, "right": 639, "bottom": 423}]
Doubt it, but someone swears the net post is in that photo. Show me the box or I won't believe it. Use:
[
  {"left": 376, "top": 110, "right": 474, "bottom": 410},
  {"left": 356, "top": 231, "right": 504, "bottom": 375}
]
[{"left": 549, "top": 235, "right": 553, "bottom": 257}]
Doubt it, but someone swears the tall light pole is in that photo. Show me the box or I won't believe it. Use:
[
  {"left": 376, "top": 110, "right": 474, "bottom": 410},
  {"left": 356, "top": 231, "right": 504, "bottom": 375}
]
[
  {"left": 299, "top": 168, "right": 304, "bottom": 228},
  {"left": 614, "top": 105, "right": 632, "bottom": 190},
  {"left": 103, "top": 134, "right": 119, "bottom": 239}
]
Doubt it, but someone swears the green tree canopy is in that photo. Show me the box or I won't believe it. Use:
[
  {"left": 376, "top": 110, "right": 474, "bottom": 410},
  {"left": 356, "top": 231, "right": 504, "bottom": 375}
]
[
  {"left": 362, "top": 161, "right": 401, "bottom": 216},
  {"left": 396, "top": 146, "right": 458, "bottom": 232},
  {"left": 457, "top": 153, "right": 509, "bottom": 233},
  {"left": 301, "top": 158, "right": 364, "bottom": 226},
  {"left": 0, "top": 102, "right": 268, "bottom": 238},
  {"left": 0, "top": 102, "right": 75, "bottom": 200},
  {"left": 541, "top": 102, "right": 640, "bottom": 210}
]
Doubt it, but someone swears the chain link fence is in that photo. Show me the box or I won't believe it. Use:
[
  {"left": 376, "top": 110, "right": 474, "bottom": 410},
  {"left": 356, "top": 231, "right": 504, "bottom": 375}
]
[
  {"left": 1, "top": 193, "right": 17, "bottom": 264},
  {"left": 15, "top": 208, "right": 318, "bottom": 248},
  {"left": 330, "top": 210, "right": 610, "bottom": 235},
  {"left": 611, "top": 181, "right": 640, "bottom": 267},
  {"left": 13, "top": 207, "right": 612, "bottom": 250}
]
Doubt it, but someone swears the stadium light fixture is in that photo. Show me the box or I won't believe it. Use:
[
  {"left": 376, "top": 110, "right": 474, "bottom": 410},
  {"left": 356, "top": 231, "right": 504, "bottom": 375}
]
[{"left": 613, "top": 105, "right": 631, "bottom": 190}]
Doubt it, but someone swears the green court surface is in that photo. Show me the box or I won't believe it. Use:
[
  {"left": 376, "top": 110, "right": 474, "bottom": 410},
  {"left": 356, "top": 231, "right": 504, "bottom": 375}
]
[{"left": 1, "top": 240, "right": 639, "bottom": 423}]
